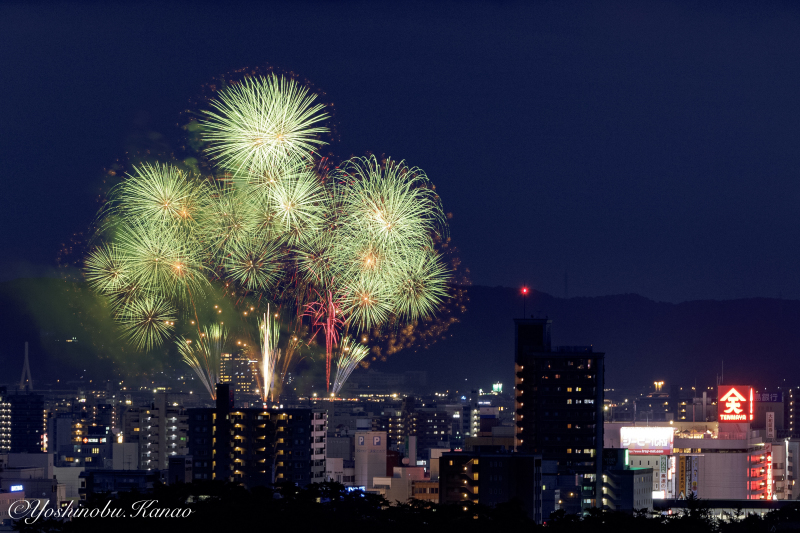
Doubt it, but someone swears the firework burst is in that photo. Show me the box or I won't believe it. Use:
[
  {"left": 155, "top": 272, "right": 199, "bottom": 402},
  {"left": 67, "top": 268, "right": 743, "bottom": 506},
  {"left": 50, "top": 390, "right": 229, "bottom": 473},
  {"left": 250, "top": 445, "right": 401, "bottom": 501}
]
[
  {"left": 113, "top": 163, "right": 208, "bottom": 230},
  {"left": 84, "top": 243, "right": 128, "bottom": 295},
  {"left": 201, "top": 74, "right": 329, "bottom": 172},
  {"left": 86, "top": 69, "right": 457, "bottom": 393},
  {"left": 117, "top": 297, "right": 177, "bottom": 351}
]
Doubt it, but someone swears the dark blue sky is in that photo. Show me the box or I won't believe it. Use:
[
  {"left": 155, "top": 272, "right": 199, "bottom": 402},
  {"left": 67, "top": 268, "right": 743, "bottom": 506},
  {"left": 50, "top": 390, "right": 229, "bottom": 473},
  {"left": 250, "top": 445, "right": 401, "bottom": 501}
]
[{"left": 3, "top": 1, "right": 800, "bottom": 303}]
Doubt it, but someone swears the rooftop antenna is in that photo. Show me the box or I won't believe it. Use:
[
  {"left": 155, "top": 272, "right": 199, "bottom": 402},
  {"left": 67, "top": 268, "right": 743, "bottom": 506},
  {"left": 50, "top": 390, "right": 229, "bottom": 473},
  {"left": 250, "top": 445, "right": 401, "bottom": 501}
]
[
  {"left": 521, "top": 286, "right": 529, "bottom": 318},
  {"left": 19, "top": 341, "right": 33, "bottom": 391}
]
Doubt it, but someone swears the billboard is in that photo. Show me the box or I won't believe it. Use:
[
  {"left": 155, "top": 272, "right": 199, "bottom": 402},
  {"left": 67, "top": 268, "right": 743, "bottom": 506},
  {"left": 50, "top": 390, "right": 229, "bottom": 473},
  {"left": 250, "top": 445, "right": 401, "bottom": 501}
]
[
  {"left": 659, "top": 455, "right": 668, "bottom": 491},
  {"left": 766, "top": 442, "right": 773, "bottom": 500},
  {"left": 767, "top": 412, "right": 775, "bottom": 440},
  {"left": 755, "top": 392, "right": 783, "bottom": 403},
  {"left": 620, "top": 427, "right": 674, "bottom": 455},
  {"left": 717, "top": 385, "right": 753, "bottom": 422}
]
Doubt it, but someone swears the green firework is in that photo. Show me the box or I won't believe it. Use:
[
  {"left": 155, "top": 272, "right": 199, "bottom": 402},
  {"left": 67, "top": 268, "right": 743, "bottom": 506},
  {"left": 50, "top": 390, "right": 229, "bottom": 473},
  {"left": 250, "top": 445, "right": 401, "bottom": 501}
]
[
  {"left": 85, "top": 70, "right": 454, "bottom": 389},
  {"left": 117, "top": 297, "right": 177, "bottom": 351},
  {"left": 201, "top": 75, "right": 329, "bottom": 172}
]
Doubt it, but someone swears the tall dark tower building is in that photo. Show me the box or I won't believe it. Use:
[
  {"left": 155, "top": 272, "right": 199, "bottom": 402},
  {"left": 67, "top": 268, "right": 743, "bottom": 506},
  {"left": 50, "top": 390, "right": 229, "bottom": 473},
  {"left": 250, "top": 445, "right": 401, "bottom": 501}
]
[
  {"left": 8, "top": 391, "right": 46, "bottom": 453},
  {"left": 514, "top": 318, "right": 604, "bottom": 512}
]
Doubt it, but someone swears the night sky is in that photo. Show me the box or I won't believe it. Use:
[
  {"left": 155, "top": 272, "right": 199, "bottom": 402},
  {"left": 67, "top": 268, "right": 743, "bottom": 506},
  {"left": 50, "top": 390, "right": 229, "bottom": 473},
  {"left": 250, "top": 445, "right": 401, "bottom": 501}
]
[{"left": 3, "top": 1, "right": 800, "bottom": 303}]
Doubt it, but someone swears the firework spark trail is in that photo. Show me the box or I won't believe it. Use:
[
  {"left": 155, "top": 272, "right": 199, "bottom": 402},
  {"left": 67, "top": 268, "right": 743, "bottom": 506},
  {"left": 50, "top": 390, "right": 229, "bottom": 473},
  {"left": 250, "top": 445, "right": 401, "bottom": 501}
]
[
  {"left": 332, "top": 336, "right": 370, "bottom": 395},
  {"left": 177, "top": 324, "right": 227, "bottom": 399},
  {"left": 304, "top": 289, "right": 344, "bottom": 392},
  {"left": 259, "top": 305, "right": 281, "bottom": 403}
]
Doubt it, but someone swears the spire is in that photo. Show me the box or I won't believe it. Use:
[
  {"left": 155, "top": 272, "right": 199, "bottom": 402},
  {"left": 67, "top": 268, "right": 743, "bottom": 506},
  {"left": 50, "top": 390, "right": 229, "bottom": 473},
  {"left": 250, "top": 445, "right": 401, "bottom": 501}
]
[{"left": 19, "top": 342, "right": 33, "bottom": 391}]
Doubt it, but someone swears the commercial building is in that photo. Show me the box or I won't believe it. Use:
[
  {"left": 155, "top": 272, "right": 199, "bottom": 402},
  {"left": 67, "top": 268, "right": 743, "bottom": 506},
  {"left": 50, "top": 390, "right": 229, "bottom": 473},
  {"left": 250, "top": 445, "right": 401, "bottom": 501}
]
[
  {"left": 324, "top": 458, "right": 356, "bottom": 485},
  {"left": 0, "top": 490, "right": 26, "bottom": 528},
  {"left": 0, "top": 454, "right": 65, "bottom": 508},
  {"left": 354, "top": 431, "right": 387, "bottom": 488},
  {"left": 601, "top": 448, "right": 654, "bottom": 513},
  {"left": 374, "top": 465, "right": 427, "bottom": 504},
  {"left": 605, "top": 385, "right": 799, "bottom": 503},
  {"left": 514, "top": 318, "right": 604, "bottom": 512}
]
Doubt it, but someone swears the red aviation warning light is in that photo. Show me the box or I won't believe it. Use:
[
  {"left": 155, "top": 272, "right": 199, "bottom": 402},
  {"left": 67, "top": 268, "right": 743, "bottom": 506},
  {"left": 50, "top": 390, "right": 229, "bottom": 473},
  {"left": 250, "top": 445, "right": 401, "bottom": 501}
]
[
  {"left": 717, "top": 385, "right": 753, "bottom": 422},
  {"left": 521, "top": 286, "right": 529, "bottom": 317}
]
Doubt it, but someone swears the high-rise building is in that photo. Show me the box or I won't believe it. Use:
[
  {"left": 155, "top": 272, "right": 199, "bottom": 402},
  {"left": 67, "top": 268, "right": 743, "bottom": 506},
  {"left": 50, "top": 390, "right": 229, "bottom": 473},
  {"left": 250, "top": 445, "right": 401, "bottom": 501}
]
[
  {"left": 121, "top": 393, "right": 188, "bottom": 470},
  {"left": 785, "top": 387, "right": 797, "bottom": 437},
  {"left": 187, "top": 384, "right": 321, "bottom": 487},
  {"left": 7, "top": 391, "right": 46, "bottom": 453},
  {"left": 220, "top": 353, "right": 259, "bottom": 402},
  {"left": 310, "top": 409, "right": 327, "bottom": 482},
  {"left": 0, "top": 387, "right": 11, "bottom": 453},
  {"left": 387, "top": 397, "right": 452, "bottom": 459},
  {"left": 514, "top": 318, "right": 604, "bottom": 512}
]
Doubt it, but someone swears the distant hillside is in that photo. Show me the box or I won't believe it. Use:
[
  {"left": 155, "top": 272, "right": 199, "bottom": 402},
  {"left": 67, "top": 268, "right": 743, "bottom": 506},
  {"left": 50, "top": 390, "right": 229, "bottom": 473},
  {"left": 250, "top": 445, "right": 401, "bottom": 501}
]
[
  {"left": 378, "top": 286, "right": 800, "bottom": 392},
  {"left": 1, "top": 279, "right": 799, "bottom": 391}
]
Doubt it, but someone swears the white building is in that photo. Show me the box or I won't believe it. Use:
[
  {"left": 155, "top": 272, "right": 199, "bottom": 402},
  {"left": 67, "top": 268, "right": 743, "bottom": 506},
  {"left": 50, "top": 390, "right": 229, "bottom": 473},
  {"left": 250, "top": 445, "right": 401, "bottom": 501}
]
[{"left": 355, "top": 431, "right": 387, "bottom": 488}]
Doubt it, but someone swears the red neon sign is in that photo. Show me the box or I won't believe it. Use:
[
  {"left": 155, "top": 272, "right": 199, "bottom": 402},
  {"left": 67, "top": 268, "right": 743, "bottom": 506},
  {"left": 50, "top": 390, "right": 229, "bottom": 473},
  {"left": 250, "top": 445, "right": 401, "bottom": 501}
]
[
  {"left": 718, "top": 385, "right": 753, "bottom": 422},
  {"left": 767, "top": 453, "right": 773, "bottom": 499}
]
